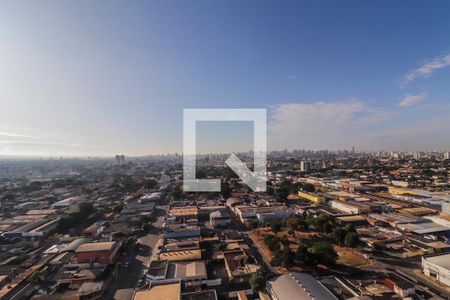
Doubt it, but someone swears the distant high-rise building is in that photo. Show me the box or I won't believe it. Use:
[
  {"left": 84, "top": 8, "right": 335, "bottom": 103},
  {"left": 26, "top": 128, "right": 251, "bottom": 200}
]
[
  {"left": 444, "top": 152, "right": 450, "bottom": 160},
  {"left": 115, "top": 154, "right": 126, "bottom": 165},
  {"left": 300, "top": 161, "right": 311, "bottom": 172}
]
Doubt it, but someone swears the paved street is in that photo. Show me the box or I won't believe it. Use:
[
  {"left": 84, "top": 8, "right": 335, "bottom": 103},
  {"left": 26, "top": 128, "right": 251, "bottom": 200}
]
[
  {"left": 359, "top": 252, "right": 450, "bottom": 299},
  {"left": 105, "top": 204, "right": 169, "bottom": 300}
]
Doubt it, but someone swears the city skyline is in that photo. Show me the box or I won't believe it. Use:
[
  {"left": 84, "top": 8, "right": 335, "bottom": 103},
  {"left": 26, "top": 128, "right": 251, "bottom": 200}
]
[{"left": 1, "top": 1, "right": 450, "bottom": 156}]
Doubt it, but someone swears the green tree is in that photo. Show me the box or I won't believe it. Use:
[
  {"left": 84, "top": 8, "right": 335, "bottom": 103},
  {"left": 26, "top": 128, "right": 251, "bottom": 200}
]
[
  {"left": 112, "top": 231, "right": 126, "bottom": 239},
  {"left": 284, "top": 216, "right": 301, "bottom": 231},
  {"left": 271, "top": 249, "right": 283, "bottom": 266},
  {"left": 298, "top": 220, "right": 309, "bottom": 231},
  {"left": 56, "top": 215, "right": 76, "bottom": 233},
  {"left": 295, "top": 241, "right": 308, "bottom": 263},
  {"left": 280, "top": 235, "right": 290, "bottom": 247},
  {"left": 332, "top": 227, "right": 346, "bottom": 245},
  {"left": 280, "top": 246, "right": 295, "bottom": 268},
  {"left": 314, "top": 214, "right": 333, "bottom": 233},
  {"left": 310, "top": 241, "right": 338, "bottom": 266},
  {"left": 301, "top": 183, "right": 315, "bottom": 193},
  {"left": 170, "top": 185, "right": 182, "bottom": 200},
  {"left": 142, "top": 223, "right": 153, "bottom": 232},
  {"left": 87, "top": 212, "right": 101, "bottom": 224},
  {"left": 113, "top": 203, "right": 125, "bottom": 213},
  {"left": 249, "top": 272, "right": 266, "bottom": 292},
  {"left": 344, "top": 223, "right": 356, "bottom": 233},
  {"left": 125, "top": 237, "right": 137, "bottom": 248},
  {"left": 264, "top": 234, "right": 280, "bottom": 252},
  {"left": 221, "top": 180, "right": 231, "bottom": 199},
  {"left": 2, "top": 193, "right": 15, "bottom": 201},
  {"left": 28, "top": 269, "right": 47, "bottom": 283},
  {"left": 344, "top": 232, "right": 358, "bottom": 247},
  {"left": 138, "top": 215, "right": 151, "bottom": 226},
  {"left": 196, "top": 169, "right": 207, "bottom": 179},
  {"left": 144, "top": 179, "right": 157, "bottom": 190},
  {"left": 79, "top": 202, "right": 95, "bottom": 218},
  {"left": 275, "top": 187, "right": 290, "bottom": 202},
  {"left": 271, "top": 220, "right": 282, "bottom": 233},
  {"left": 248, "top": 219, "right": 258, "bottom": 229}
]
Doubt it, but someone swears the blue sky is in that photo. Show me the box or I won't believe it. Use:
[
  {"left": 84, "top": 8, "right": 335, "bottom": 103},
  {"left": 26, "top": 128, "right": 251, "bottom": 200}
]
[{"left": 1, "top": 1, "right": 450, "bottom": 156}]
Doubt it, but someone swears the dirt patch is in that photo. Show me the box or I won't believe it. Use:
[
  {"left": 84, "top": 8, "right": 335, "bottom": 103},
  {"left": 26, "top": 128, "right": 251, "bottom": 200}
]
[
  {"left": 335, "top": 246, "right": 370, "bottom": 267},
  {"left": 249, "top": 227, "right": 324, "bottom": 273},
  {"left": 250, "top": 227, "right": 370, "bottom": 272}
]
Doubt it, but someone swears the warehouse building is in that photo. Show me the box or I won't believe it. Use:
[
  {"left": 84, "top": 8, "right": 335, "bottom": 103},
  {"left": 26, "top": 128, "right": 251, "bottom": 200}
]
[
  {"left": 210, "top": 209, "right": 231, "bottom": 228},
  {"left": 75, "top": 241, "right": 120, "bottom": 264},
  {"left": 267, "top": 272, "right": 337, "bottom": 300},
  {"left": 422, "top": 253, "right": 450, "bottom": 286}
]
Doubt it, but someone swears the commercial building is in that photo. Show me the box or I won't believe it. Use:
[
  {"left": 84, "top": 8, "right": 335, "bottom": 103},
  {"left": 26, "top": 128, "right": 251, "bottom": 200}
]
[
  {"left": 168, "top": 206, "right": 199, "bottom": 219},
  {"left": 139, "top": 192, "right": 163, "bottom": 203},
  {"left": 159, "top": 249, "right": 202, "bottom": 262},
  {"left": 297, "top": 191, "right": 324, "bottom": 203},
  {"left": 167, "top": 261, "right": 207, "bottom": 282},
  {"left": 223, "top": 248, "right": 260, "bottom": 283},
  {"left": 121, "top": 202, "right": 155, "bottom": 216},
  {"left": 147, "top": 260, "right": 169, "bottom": 281},
  {"left": 134, "top": 282, "right": 181, "bottom": 300},
  {"left": 234, "top": 206, "right": 293, "bottom": 225},
  {"left": 51, "top": 196, "right": 84, "bottom": 210},
  {"left": 382, "top": 274, "right": 415, "bottom": 297},
  {"left": 399, "top": 207, "right": 438, "bottom": 217},
  {"left": 27, "top": 218, "right": 59, "bottom": 237},
  {"left": 182, "top": 290, "right": 218, "bottom": 300},
  {"left": 330, "top": 200, "right": 369, "bottom": 215},
  {"left": 422, "top": 253, "right": 450, "bottom": 286},
  {"left": 75, "top": 241, "right": 120, "bottom": 264},
  {"left": 83, "top": 221, "right": 107, "bottom": 236},
  {"left": 267, "top": 272, "right": 337, "bottom": 300},
  {"left": 335, "top": 215, "right": 368, "bottom": 227},
  {"left": 398, "top": 221, "right": 450, "bottom": 237},
  {"left": 300, "top": 161, "right": 311, "bottom": 172},
  {"left": 425, "top": 215, "right": 450, "bottom": 227},
  {"left": 2, "top": 218, "right": 52, "bottom": 238},
  {"left": 256, "top": 207, "right": 294, "bottom": 224},
  {"left": 209, "top": 209, "right": 231, "bottom": 227},
  {"left": 368, "top": 213, "right": 422, "bottom": 228},
  {"left": 165, "top": 225, "right": 201, "bottom": 239}
]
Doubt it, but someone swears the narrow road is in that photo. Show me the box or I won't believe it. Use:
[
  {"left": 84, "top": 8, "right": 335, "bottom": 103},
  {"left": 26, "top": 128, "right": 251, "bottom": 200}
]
[
  {"left": 365, "top": 252, "right": 450, "bottom": 299},
  {"left": 105, "top": 204, "right": 169, "bottom": 300}
]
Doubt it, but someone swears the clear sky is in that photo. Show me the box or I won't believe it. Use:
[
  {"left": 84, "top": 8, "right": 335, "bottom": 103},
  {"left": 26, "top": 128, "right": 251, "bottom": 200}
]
[{"left": 1, "top": 0, "right": 450, "bottom": 156}]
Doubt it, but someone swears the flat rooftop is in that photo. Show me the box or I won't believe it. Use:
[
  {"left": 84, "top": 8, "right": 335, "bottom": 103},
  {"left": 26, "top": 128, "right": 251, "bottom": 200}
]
[
  {"left": 76, "top": 241, "right": 117, "bottom": 253},
  {"left": 336, "top": 215, "right": 367, "bottom": 222},
  {"left": 423, "top": 253, "right": 450, "bottom": 270},
  {"left": 400, "top": 222, "right": 450, "bottom": 234},
  {"left": 134, "top": 282, "right": 180, "bottom": 300},
  {"left": 267, "top": 272, "right": 337, "bottom": 300},
  {"left": 159, "top": 249, "right": 202, "bottom": 262},
  {"left": 182, "top": 290, "right": 218, "bottom": 300}
]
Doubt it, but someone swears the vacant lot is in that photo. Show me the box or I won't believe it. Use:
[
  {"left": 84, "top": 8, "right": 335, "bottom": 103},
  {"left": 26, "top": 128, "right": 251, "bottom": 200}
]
[
  {"left": 249, "top": 227, "right": 323, "bottom": 272},
  {"left": 250, "top": 227, "right": 371, "bottom": 271},
  {"left": 335, "top": 246, "right": 370, "bottom": 267}
]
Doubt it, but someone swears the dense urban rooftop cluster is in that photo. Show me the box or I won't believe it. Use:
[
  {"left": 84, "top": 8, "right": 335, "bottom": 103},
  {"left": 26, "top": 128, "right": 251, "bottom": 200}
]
[{"left": 0, "top": 150, "right": 449, "bottom": 299}]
